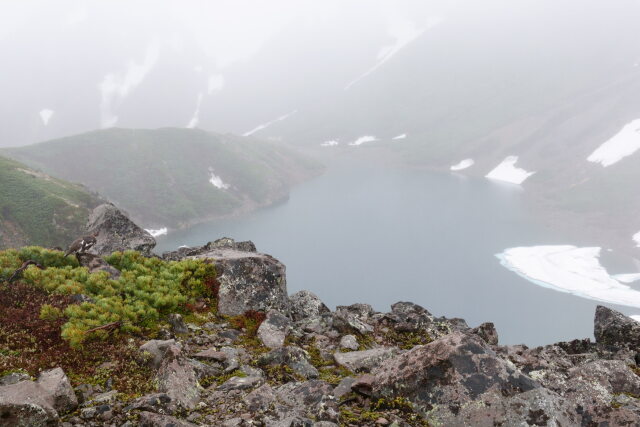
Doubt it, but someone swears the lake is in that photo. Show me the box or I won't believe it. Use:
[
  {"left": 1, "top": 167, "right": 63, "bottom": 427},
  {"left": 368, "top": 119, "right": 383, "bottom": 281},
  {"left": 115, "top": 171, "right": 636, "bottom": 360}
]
[{"left": 156, "top": 159, "right": 638, "bottom": 346}]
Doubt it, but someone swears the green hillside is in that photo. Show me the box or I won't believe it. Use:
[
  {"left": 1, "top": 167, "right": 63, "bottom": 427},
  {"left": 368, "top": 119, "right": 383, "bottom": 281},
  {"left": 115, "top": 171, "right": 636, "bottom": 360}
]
[
  {"left": 0, "top": 155, "right": 102, "bottom": 249},
  {"left": 4, "top": 128, "right": 323, "bottom": 229}
]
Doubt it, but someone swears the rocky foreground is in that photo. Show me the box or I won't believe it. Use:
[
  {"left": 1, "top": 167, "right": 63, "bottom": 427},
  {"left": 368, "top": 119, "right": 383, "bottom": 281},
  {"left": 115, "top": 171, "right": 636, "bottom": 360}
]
[{"left": 2, "top": 206, "right": 640, "bottom": 426}]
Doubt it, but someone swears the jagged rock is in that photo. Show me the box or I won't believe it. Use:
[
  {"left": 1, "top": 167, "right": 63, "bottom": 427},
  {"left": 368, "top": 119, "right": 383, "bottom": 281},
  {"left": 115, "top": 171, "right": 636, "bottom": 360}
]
[
  {"left": 0, "top": 372, "right": 29, "bottom": 386},
  {"left": 258, "top": 346, "right": 319, "bottom": 379},
  {"left": 274, "top": 381, "right": 336, "bottom": 422},
  {"left": 87, "top": 203, "right": 156, "bottom": 256},
  {"left": 371, "top": 332, "right": 538, "bottom": 417},
  {"left": 168, "top": 313, "right": 188, "bottom": 335},
  {"left": 220, "top": 346, "right": 241, "bottom": 373},
  {"left": 289, "top": 290, "right": 330, "bottom": 321},
  {"left": 188, "top": 358, "right": 224, "bottom": 380},
  {"left": 156, "top": 345, "right": 200, "bottom": 410},
  {"left": 332, "top": 377, "right": 356, "bottom": 398},
  {"left": 138, "top": 411, "right": 197, "bottom": 427},
  {"left": 75, "top": 253, "right": 121, "bottom": 279},
  {"left": 33, "top": 368, "right": 77, "bottom": 413},
  {"left": 334, "top": 347, "right": 399, "bottom": 373},
  {"left": 339, "top": 335, "right": 359, "bottom": 351},
  {"left": 139, "top": 339, "right": 179, "bottom": 369},
  {"left": 333, "top": 304, "right": 375, "bottom": 334},
  {"left": 80, "top": 390, "right": 118, "bottom": 408},
  {"left": 217, "top": 375, "right": 263, "bottom": 391},
  {"left": 385, "top": 301, "right": 434, "bottom": 332},
  {"left": 351, "top": 374, "right": 375, "bottom": 396},
  {"left": 257, "top": 310, "right": 291, "bottom": 349},
  {"left": 163, "top": 238, "right": 290, "bottom": 316},
  {"left": 193, "top": 348, "right": 227, "bottom": 362},
  {"left": 123, "top": 393, "right": 172, "bottom": 413},
  {"left": 244, "top": 384, "right": 276, "bottom": 412},
  {"left": 471, "top": 322, "right": 499, "bottom": 345},
  {"left": 594, "top": 305, "right": 640, "bottom": 348}
]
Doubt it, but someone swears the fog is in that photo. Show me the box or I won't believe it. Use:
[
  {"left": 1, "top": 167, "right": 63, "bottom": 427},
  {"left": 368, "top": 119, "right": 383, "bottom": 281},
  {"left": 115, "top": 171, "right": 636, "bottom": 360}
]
[{"left": 2, "top": 0, "right": 640, "bottom": 345}]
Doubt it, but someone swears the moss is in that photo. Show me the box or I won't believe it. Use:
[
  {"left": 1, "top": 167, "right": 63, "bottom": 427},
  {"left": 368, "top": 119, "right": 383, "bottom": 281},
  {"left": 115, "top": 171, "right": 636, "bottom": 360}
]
[
  {"left": 384, "top": 330, "right": 433, "bottom": 350},
  {"left": 318, "top": 366, "right": 352, "bottom": 385},
  {"left": 355, "top": 333, "right": 376, "bottom": 351},
  {"left": 263, "top": 364, "right": 303, "bottom": 385},
  {"left": 305, "top": 338, "right": 333, "bottom": 369},
  {"left": 200, "top": 369, "right": 247, "bottom": 388}
]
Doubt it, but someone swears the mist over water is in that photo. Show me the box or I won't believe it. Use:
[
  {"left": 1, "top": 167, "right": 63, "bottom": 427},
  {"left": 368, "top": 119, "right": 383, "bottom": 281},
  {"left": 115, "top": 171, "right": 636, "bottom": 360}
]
[{"left": 157, "top": 160, "right": 630, "bottom": 346}]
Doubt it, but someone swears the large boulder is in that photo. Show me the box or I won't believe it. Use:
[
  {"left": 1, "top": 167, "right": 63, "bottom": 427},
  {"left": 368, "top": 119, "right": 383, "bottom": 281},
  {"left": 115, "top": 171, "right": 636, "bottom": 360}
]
[
  {"left": 0, "top": 368, "right": 78, "bottom": 426},
  {"left": 156, "top": 345, "right": 200, "bottom": 410},
  {"left": 370, "top": 332, "right": 539, "bottom": 417},
  {"left": 163, "top": 238, "right": 290, "bottom": 316},
  {"left": 594, "top": 305, "right": 640, "bottom": 348},
  {"left": 289, "top": 290, "right": 330, "bottom": 321},
  {"left": 257, "top": 310, "right": 291, "bottom": 349},
  {"left": 87, "top": 203, "right": 156, "bottom": 256}
]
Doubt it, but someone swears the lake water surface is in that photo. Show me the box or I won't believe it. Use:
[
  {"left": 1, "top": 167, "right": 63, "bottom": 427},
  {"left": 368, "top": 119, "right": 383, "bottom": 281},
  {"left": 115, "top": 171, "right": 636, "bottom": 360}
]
[{"left": 156, "top": 160, "right": 637, "bottom": 346}]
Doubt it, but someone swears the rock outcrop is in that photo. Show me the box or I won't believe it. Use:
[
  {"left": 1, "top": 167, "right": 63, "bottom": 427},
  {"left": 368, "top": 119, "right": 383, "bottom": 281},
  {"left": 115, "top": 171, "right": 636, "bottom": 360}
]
[
  {"left": 87, "top": 203, "right": 156, "bottom": 256},
  {"left": 594, "top": 304, "right": 640, "bottom": 348},
  {"left": 163, "top": 238, "right": 290, "bottom": 316}
]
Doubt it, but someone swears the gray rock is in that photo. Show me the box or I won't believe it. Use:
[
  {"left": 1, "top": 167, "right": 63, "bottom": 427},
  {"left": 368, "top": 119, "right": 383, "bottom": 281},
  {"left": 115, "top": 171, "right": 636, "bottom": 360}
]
[
  {"left": 217, "top": 375, "right": 263, "bottom": 391},
  {"left": 339, "top": 335, "right": 359, "bottom": 351},
  {"left": 188, "top": 358, "right": 224, "bottom": 380},
  {"left": 333, "top": 377, "right": 356, "bottom": 399},
  {"left": 351, "top": 374, "right": 375, "bottom": 396},
  {"left": 471, "top": 322, "right": 499, "bottom": 345},
  {"left": 289, "top": 290, "right": 330, "bottom": 321},
  {"left": 258, "top": 310, "right": 292, "bottom": 349},
  {"left": 594, "top": 305, "right": 640, "bottom": 348},
  {"left": 138, "top": 411, "right": 197, "bottom": 427},
  {"left": 333, "top": 304, "right": 375, "bottom": 334},
  {"left": 75, "top": 253, "right": 121, "bottom": 279},
  {"left": 259, "top": 347, "right": 319, "bottom": 380},
  {"left": 163, "top": 238, "right": 290, "bottom": 316},
  {"left": 168, "top": 313, "right": 188, "bottom": 335},
  {"left": 244, "top": 384, "right": 276, "bottom": 412},
  {"left": 81, "top": 390, "right": 117, "bottom": 408},
  {"left": 371, "top": 332, "right": 539, "bottom": 416},
  {"left": 193, "top": 348, "right": 227, "bottom": 362},
  {"left": 87, "top": 203, "right": 156, "bottom": 256},
  {"left": 274, "top": 381, "right": 334, "bottom": 416},
  {"left": 123, "top": 393, "right": 172, "bottom": 413},
  {"left": 139, "top": 339, "right": 178, "bottom": 369},
  {"left": 334, "top": 347, "right": 399, "bottom": 373},
  {"left": 35, "top": 368, "right": 78, "bottom": 413},
  {"left": 0, "top": 385, "right": 58, "bottom": 426},
  {"left": 156, "top": 345, "right": 200, "bottom": 410},
  {"left": 0, "top": 372, "right": 29, "bottom": 386}
]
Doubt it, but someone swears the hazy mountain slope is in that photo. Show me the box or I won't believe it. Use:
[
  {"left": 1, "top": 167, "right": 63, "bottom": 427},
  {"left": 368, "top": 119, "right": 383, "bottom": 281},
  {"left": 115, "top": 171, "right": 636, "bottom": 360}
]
[
  {"left": 0, "top": 155, "right": 102, "bottom": 249},
  {"left": 4, "top": 128, "right": 322, "bottom": 229}
]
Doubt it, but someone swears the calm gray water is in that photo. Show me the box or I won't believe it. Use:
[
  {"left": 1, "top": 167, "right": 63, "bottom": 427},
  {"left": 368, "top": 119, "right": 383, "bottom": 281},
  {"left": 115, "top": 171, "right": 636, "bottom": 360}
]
[{"left": 156, "top": 161, "right": 633, "bottom": 346}]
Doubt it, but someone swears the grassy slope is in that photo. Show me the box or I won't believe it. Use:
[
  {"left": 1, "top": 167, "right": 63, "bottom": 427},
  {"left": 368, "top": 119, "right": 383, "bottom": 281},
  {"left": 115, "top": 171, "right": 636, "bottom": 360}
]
[
  {"left": 4, "top": 128, "right": 323, "bottom": 228},
  {"left": 0, "top": 156, "right": 102, "bottom": 249}
]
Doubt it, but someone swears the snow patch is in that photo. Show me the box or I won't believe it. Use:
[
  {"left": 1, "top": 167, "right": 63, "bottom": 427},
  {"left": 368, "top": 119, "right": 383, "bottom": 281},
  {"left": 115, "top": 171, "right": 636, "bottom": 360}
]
[
  {"left": 345, "top": 16, "right": 443, "bottom": 90},
  {"left": 145, "top": 227, "right": 167, "bottom": 238},
  {"left": 587, "top": 119, "right": 640, "bottom": 167},
  {"left": 613, "top": 273, "right": 640, "bottom": 284},
  {"left": 39, "top": 109, "right": 54, "bottom": 126},
  {"left": 634, "top": 231, "right": 640, "bottom": 247},
  {"left": 99, "top": 43, "right": 160, "bottom": 128},
  {"left": 208, "top": 167, "right": 230, "bottom": 190},
  {"left": 486, "top": 156, "right": 535, "bottom": 185},
  {"left": 348, "top": 136, "right": 377, "bottom": 146},
  {"left": 186, "top": 93, "right": 203, "bottom": 128},
  {"left": 321, "top": 140, "right": 339, "bottom": 147},
  {"left": 243, "top": 110, "right": 297, "bottom": 137},
  {"left": 450, "top": 159, "right": 474, "bottom": 171},
  {"left": 392, "top": 133, "right": 407, "bottom": 140},
  {"left": 497, "top": 245, "right": 640, "bottom": 308},
  {"left": 630, "top": 315, "right": 640, "bottom": 322}
]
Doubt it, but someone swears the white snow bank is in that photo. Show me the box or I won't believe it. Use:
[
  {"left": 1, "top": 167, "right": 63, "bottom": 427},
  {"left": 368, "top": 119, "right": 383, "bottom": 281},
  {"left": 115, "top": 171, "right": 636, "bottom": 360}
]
[
  {"left": 243, "top": 110, "right": 297, "bottom": 137},
  {"left": 633, "top": 231, "right": 640, "bottom": 247},
  {"left": 630, "top": 315, "right": 640, "bottom": 322},
  {"left": 145, "top": 227, "right": 167, "bottom": 237},
  {"left": 186, "top": 92, "right": 203, "bottom": 129},
  {"left": 392, "top": 133, "right": 407, "bottom": 140},
  {"left": 613, "top": 273, "right": 640, "bottom": 284},
  {"left": 321, "top": 140, "right": 339, "bottom": 147},
  {"left": 450, "top": 159, "right": 474, "bottom": 171},
  {"left": 209, "top": 168, "right": 230, "bottom": 190},
  {"left": 99, "top": 43, "right": 160, "bottom": 128},
  {"left": 486, "top": 156, "right": 535, "bottom": 185},
  {"left": 497, "top": 245, "right": 640, "bottom": 308},
  {"left": 348, "top": 136, "right": 377, "bottom": 146},
  {"left": 587, "top": 119, "right": 640, "bottom": 167},
  {"left": 39, "top": 109, "right": 54, "bottom": 126}
]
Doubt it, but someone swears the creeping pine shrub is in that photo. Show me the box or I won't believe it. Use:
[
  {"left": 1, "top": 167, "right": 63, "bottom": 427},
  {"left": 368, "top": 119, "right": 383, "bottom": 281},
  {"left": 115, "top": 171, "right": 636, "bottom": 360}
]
[{"left": 1, "top": 247, "right": 217, "bottom": 347}]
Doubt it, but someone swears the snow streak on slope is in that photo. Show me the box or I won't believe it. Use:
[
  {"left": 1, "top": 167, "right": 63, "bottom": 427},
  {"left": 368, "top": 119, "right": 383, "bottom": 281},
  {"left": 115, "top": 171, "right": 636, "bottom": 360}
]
[
  {"left": 99, "top": 43, "right": 160, "bottom": 128},
  {"left": 145, "top": 227, "right": 168, "bottom": 237},
  {"left": 208, "top": 168, "right": 230, "bottom": 190},
  {"left": 497, "top": 245, "right": 640, "bottom": 308},
  {"left": 392, "top": 133, "right": 407, "bottom": 140},
  {"left": 634, "top": 231, "right": 640, "bottom": 247},
  {"left": 321, "top": 140, "right": 339, "bottom": 147},
  {"left": 345, "top": 16, "right": 443, "bottom": 90},
  {"left": 486, "top": 156, "right": 535, "bottom": 185},
  {"left": 186, "top": 93, "right": 203, "bottom": 128},
  {"left": 587, "top": 119, "right": 640, "bottom": 167},
  {"left": 39, "top": 109, "right": 54, "bottom": 126},
  {"left": 348, "top": 136, "right": 377, "bottom": 146},
  {"left": 450, "top": 159, "right": 474, "bottom": 171},
  {"left": 243, "top": 110, "right": 297, "bottom": 137}
]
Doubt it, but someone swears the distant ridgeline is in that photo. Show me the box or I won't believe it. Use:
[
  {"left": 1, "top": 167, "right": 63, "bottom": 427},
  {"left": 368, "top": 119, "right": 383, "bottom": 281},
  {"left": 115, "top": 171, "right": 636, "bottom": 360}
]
[
  {"left": 0, "top": 155, "right": 102, "bottom": 249},
  {"left": 3, "top": 128, "right": 323, "bottom": 231}
]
